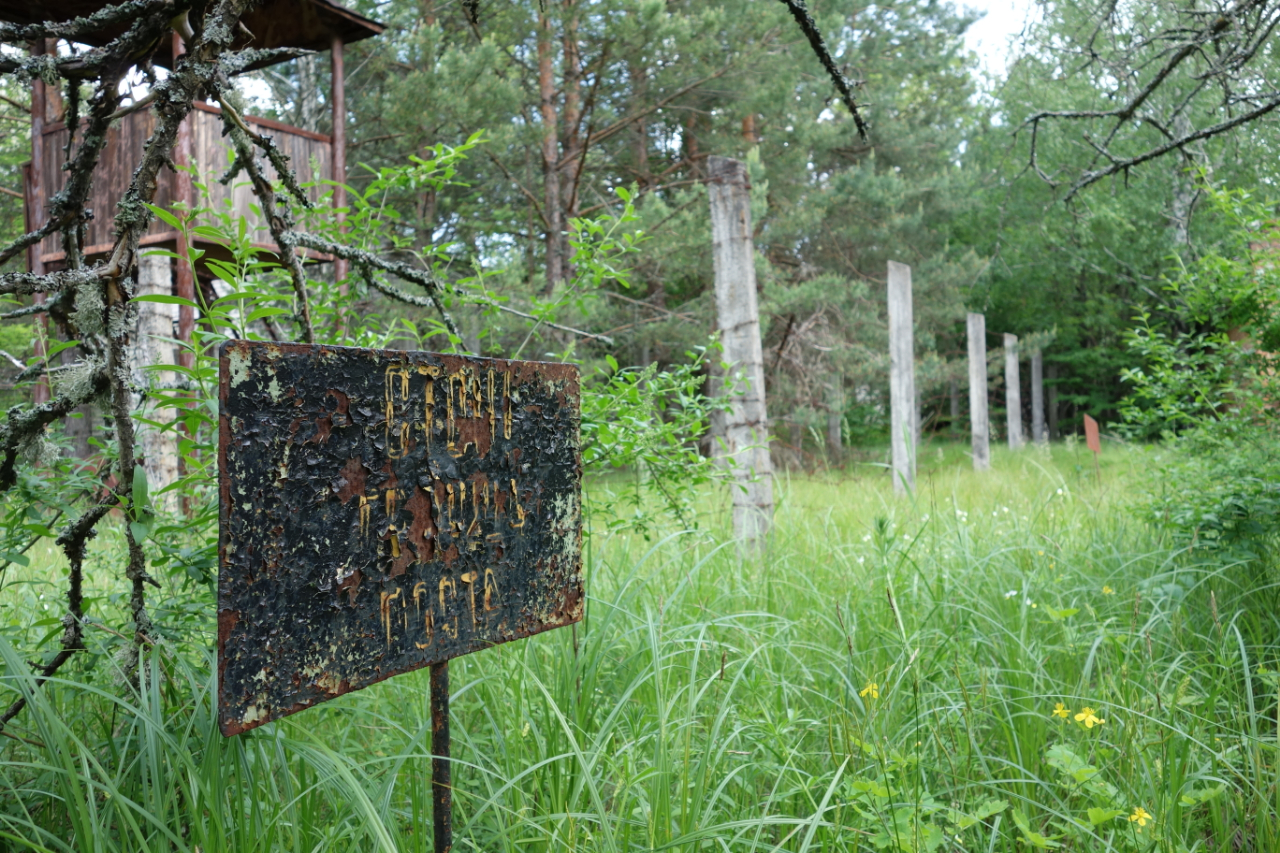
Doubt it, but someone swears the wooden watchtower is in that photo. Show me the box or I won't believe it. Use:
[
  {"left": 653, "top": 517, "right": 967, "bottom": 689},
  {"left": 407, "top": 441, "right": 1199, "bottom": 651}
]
[{"left": 9, "top": 0, "right": 383, "bottom": 351}]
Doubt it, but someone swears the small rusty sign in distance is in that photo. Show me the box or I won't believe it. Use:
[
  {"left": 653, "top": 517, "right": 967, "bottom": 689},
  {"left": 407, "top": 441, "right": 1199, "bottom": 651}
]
[
  {"left": 1083, "top": 413, "right": 1101, "bottom": 455},
  {"left": 217, "top": 341, "right": 582, "bottom": 736}
]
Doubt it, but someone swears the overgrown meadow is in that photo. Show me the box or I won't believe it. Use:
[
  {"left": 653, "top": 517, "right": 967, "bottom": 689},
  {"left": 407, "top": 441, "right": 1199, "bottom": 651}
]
[{"left": 0, "top": 440, "right": 1272, "bottom": 852}]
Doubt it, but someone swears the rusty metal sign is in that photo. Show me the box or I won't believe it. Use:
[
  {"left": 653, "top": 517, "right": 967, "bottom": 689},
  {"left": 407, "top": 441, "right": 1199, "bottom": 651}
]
[{"left": 217, "top": 341, "right": 582, "bottom": 736}]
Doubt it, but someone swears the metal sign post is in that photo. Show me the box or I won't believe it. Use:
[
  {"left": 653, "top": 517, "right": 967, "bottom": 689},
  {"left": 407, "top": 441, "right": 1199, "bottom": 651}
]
[{"left": 217, "top": 341, "right": 583, "bottom": 852}]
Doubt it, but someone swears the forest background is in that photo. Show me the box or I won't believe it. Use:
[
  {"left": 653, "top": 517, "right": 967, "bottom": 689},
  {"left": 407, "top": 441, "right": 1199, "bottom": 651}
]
[{"left": 0, "top": 0, "right": 1270, "bottom": 455}]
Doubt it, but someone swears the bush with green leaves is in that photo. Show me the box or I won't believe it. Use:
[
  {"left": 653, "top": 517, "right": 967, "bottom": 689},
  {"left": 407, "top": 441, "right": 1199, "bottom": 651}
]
[{"left": 1119, "top": 186, "right": 1280, "bottom": 553}]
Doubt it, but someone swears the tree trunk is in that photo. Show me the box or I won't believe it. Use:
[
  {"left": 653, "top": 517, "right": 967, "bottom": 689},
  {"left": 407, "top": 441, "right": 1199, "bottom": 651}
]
[
  {"left": 1004, "top": 333, "right": 1022, "bottom": 450},
  {"left": 561, "top": 0, "right": 583, "bottom": 225},
  {"left": 708, "top": 156, "right": 772, "bottom": 542},
  {"left": 1030, "top": 349, "right": 1046, "bottom": 444},
  {"left": 887, "top": 261, "right": 915, "bottom": 493},
  {"left": 538, "top": 11, "right": 564, "bottom": 293},
  {"left": 132, "top": 256, "right": 181, "bottom": 514},
  {"left": 967, "top": 312, "right": 990, "bottom": 471}
]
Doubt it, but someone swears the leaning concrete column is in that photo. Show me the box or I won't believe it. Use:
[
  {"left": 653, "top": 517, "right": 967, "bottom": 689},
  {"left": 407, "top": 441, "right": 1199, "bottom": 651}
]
[
  {"left": 132, "top": 254, "right": 182, "bottom": 513},
  {"left": 887, "top": 261, "right": 916, "bottom": 493},
  {"left": 1004, "top": 333, "right": 1023, "bottom": 450},
  {"left": 1030, "top": 349, "right": 1046, "bottom": 444},
  {"left": 967, "top": 312, "right": 990, "bottom": 471},
  {"left": 708, "top": 156, "right": 772, "bottom": 541}
]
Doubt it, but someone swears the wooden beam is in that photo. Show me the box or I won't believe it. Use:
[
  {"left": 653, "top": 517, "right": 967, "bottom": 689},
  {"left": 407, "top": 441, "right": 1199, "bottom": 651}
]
[
  {"left": 173, "top": 33, "right": 195, "bottom": 371},
  {"left": 28, "top": 39, "right": 49, "bottom": 405},
  {"left": 331, "top": 35, "right": 348, "bottom": 290}
]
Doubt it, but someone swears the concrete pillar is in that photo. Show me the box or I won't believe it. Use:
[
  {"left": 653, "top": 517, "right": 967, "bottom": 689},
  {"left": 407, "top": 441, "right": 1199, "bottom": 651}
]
[
  {"left": 967, "top": 312, "right": 990, "bottom": 471},
  {"left": 708, "top": 156, "right": 772, "bottom": 541},
  {"left": 826, "top": 373, "right": 843, "bottom": 463},
  {"left": 132, "top": 255, "right": 182, "bottom": 514},
  {"left": 1047, "top": 363, "right": 1059, "bottom": 439},
  {"left": 887, "top": 261, "right": 915, "bottom": 493},
  {"left": 1031, "top": 349, "right": 1046, "bottom": 444},
  {"left": 1004, "top": 333, "right": 1023, "bottom": 450}
]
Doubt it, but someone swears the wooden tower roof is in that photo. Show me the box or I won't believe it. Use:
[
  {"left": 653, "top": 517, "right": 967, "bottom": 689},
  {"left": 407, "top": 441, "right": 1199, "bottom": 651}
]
[{"left": 0, "top": 0, "right": 384, "bottom": 68}]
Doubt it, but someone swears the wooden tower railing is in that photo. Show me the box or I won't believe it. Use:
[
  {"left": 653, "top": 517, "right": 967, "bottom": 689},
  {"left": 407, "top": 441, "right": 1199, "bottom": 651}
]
[{"left": 34, "top": 101, "right": 336, "bottom": 268}]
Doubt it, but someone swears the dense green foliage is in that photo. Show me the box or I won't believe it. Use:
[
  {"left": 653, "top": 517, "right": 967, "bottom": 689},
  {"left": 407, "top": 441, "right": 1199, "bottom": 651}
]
[{"left": 3, "top": 449, "right": 1277, "bottom": 851}]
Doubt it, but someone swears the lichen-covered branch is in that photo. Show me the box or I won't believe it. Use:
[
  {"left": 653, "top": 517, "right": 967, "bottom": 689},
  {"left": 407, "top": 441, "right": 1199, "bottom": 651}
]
[
  {"left": 0, "top": 0, "right": 180, "bottom": 44},
  {"left": 296, "top": 232, "right": 614, "bottom": 345}
]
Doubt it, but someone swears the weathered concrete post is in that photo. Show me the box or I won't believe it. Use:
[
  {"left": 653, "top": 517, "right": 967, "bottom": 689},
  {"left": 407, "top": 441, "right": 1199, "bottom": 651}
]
[
  {"left": 132, "top": 255, "right": 182, "bottom": 513},
  {"left": 1004, "top": 333, "right": 1023, "bottom": 450},
  {"left": 888, "top": 261, "right": 916, "bottom": 493},
  {"left": 708, "top": 156, "right": 773, "bottom": 540},
  {"left": 1030, "top": 349, "right": 1046, "bottom": 444},
  {"left": 967, "top": 312, "right": 990, "bottom": 471},
  {"left": 826, "top": 373, "right": 843, "bottom": 463}
]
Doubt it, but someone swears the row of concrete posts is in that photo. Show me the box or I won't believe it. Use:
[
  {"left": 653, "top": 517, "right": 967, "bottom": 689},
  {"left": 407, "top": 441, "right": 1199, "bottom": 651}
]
[
  {"left": 709, "top": 155, "right": 1056, "bottom": 542},
  {"left": 888, "top": 267, "right": 1049, "bottom": 493}
]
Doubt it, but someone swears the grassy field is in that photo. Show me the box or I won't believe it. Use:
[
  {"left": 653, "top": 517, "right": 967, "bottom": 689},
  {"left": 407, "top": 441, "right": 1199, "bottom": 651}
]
[{"left": 0, "top": 440, "right": 1275, "bottom": 852}]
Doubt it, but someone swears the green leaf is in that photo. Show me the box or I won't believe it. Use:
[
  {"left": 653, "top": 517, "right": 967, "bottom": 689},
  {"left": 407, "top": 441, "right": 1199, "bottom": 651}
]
[
  {"left": 1044, "top": 606, "right": 1079, "bottom": 622},
  {"left": 246, "top": 307, "right": 291, "bottom": 322},
  {"left": 1086, "top": 807, "right": 1124, "bottom": 826},
  {"left": 133, "top": 294, "right": 200, "bottom": 308},
  {"left": 132, "top": 465, "right": 151, "bottom": 518},
  {"left": 0, "top": 551, "right": 29, "bottom": 567},
  {"left": 143, "top": 203, "right": 182, "bottom": 230},
  {"left": 129, "top": 521, "right": 152, "bottom": 543},
  {"left": 1010, "top": 809, "right": 1061, "bottom": 849},
  {"left": 1179, "top": 784, "right": 1225, "bottom": 806},
  {"left": 44, "top": 339, "right": 80, "bottom": 360}
]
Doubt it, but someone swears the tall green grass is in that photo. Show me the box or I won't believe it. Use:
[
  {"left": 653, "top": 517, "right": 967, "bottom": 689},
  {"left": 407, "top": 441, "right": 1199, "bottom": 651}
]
[{"left": 0, "top": 442, "right": 1275, "bottom": 851}]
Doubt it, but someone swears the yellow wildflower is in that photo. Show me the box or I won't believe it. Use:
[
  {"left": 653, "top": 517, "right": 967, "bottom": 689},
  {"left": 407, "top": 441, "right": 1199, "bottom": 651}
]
[
  {"left": 1103, "top": 585, "right": 1115, "bottom": 595},
  {"left": 1074, "top": 707, "right": 1105, "bottom": 728},
  {"left": 1128, "top": 806, "right": 1152, "bottom": 831},
  {"left": 1038, "top": 550, "right": 1045, "bottom": 556},
  {"left": 1052, "top": 703, "right": 1070, "bottom": 719},
  {"left": 859, "top": 681, "right": 880, "bottom": 699}
]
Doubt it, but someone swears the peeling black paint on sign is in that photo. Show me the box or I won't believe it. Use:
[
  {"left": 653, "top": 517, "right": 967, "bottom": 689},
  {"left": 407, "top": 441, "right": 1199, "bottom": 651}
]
[{"left": 217, "top": 341, "right": 582, "bottom": 736}]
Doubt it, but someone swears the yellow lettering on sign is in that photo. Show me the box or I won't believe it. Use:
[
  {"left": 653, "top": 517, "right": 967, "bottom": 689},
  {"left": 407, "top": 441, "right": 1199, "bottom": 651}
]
[
  {"left": 488, "top": 369, "right": 496, "bottom": 445},
  {"left": 484, "top": 568, "right": 499, "bottom": 611},
  {"left": 503, "top": 371, "right": 512, "bottom": 439},
  {"left": 413, "top": 582, "right": 434, "bottom": 649},
  {"left": 358, "top": 495, "right": 372, "bottom": 538},
  {"left": 510, "top": 479, "right": 526, "bottom": 529},
  {"left": 460, "top": 571, "right": 478, "bottom": 628},
  {"left": 380, "top": 587, "right": 402, "bottom": 647},
  {"left": 385, "top": 365, "right": 412, "bottom": 459},
  {"left": 439, "top": 577, "right": 457, "bottom": 638}
]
